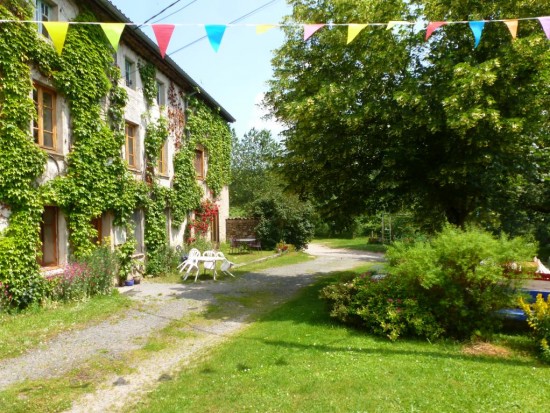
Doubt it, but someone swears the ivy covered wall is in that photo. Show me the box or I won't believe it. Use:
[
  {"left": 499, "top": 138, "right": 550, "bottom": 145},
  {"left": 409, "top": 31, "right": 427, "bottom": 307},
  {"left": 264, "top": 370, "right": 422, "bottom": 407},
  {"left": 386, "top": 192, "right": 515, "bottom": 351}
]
[{"left": 0, "top": 0, "right": 232, "bottom": 309}]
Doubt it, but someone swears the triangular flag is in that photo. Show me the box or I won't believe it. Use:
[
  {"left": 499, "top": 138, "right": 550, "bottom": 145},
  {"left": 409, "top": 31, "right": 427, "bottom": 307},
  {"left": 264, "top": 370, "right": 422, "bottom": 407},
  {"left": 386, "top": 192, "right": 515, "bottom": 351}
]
[
  {"left": 503, "top": 19, "right": 518, "bottom": 39},
  {"left": 387, "top": 21, "right": 409, "bottom": 30},
  {"left": 303, "top": 24, "right": 325, "bottom": 41},
  {"left": 469, "top": 21, "right": 485, "bottom": 48},
  {"left": 43, "top": 22, "right": 69, "bottom": 55},
  {"left": 100, "top": 23, "right": 125, "bottom": 51},
  {"left": 256, "top": 24, "right": 276, "bottom": 35},
  {"left": 347, "top": 24, "right": 368, "bottom": 44},
  {"left": 205, "top": 25, "right": 226, "bottom": 52},
  {"left": 152, "top": 24, "right": 175, "bottom": 58},
  {"left": 425, "top": 21, "right": 447, "bottom": 41},
  {"left": 538, "top": 17, "right": 550, "bottom": 39}
]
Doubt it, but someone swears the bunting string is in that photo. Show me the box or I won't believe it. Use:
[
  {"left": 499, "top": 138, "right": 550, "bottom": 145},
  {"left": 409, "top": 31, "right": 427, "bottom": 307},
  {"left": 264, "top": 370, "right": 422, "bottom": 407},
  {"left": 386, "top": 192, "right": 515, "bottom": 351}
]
[{"left": 1, "top": 16, "right": 550, "bottom": 56}]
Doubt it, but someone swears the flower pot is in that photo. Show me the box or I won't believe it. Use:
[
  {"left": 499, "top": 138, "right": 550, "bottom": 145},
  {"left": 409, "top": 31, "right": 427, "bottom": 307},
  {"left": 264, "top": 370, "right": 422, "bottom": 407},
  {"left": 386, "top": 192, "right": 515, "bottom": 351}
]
[
  {"left": 133, "top": 277, "right": 141, "bottom": 285},
  {"left": 124, "top": 279, "right": 134, "bottom": 287}
]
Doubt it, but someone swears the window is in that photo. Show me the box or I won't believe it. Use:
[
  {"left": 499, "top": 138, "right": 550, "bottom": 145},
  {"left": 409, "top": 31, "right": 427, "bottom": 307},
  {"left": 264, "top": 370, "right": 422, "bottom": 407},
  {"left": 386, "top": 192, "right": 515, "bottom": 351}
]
[
  {"left": 125, "top": 122, "right": 138, "bottom": 169},
  {"left": 132, "top": 209, "right": 144, "bottom": 254},
  {"left": 39, "top": 206, "right": 58, "bottom": 267},
  {"left": 33, "top": 84, "right": 56, "bottom": 150},
  {"left": 156, "top": 81, "right": 166, "bottom": 106},
  {"left": 91, "top": 216, "right": 103, "bottom": 245},
  {"left": 35, "top": 0, "right": 56, "bottom": 38},
  {"left": 210, "top": 212, "right": 219, "bottom": 244},
  {"left": 157, "top": 141, "right": 168, "bottom": 175},
  {"left": 124, "top": 58, "right": 135, "bottom": 88},
  {"left": 194, "top": 149, "right": 204, "bottom": 179}
]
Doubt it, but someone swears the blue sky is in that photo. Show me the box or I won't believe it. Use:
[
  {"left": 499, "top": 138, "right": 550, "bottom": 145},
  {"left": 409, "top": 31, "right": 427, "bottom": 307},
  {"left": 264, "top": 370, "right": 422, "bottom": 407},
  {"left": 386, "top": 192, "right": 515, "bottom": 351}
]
[{"left": 109, "top": 0, "right": 291, "bottom": 139}]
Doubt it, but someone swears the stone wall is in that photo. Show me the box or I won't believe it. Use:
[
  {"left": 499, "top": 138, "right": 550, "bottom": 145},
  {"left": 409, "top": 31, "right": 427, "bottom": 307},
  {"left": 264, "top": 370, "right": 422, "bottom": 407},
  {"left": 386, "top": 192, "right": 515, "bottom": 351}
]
[{"left": 226, "top": 218, "right": 259, "bottom": 240}]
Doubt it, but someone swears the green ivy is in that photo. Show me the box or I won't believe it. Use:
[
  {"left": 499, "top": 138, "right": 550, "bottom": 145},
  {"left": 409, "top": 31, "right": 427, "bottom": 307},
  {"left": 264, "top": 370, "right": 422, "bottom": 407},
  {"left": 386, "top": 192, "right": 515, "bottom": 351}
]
[
  {"left": 0, "top": 1, "right": 53, "bottom": 309},
  {"left": 138, "top": 61, "right": 157, "bottom": 107},
  {"left": 49, "top": 11, "right": 138, "bottom": 258},
  {"left": 186, "top": 97, "right": 232, "bottom": 197}
]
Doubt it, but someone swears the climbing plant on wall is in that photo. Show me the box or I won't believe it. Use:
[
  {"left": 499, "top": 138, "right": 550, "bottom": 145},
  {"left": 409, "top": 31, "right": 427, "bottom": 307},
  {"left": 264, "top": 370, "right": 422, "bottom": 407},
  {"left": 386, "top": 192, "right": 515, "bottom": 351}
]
[
  {"left": 49, "top": 11, "right": 139, "bottom": 258},
  {"left": 0, "top": 1, "right": 54, "bottom": 309},
  {"left": 186, "top": 96, "right": 232, "bottom": 197}
]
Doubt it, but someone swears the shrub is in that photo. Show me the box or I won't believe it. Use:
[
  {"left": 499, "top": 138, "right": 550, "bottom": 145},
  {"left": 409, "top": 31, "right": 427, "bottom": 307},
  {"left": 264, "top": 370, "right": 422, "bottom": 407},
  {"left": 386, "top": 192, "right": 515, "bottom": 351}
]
[
  {"left": 250, "top": 195, "right": 314, "bottom": 250},
  {"left": 45, "top": 245, "right": 117, "bottom": 302},
  {"left": 321, "top": 272, "right": 444, "bottom": 341},
  {"left": 321, "top": 226, "right": 535, "bottom": 340},
  {"left": 520, "top": 294, "right": 550, "bottom": 363},
  {"left": 84, "top": 242, "right": 118, "bottom": 295},
  {"left": 146, "top": 243, "right": 180, "bottom": 277}
]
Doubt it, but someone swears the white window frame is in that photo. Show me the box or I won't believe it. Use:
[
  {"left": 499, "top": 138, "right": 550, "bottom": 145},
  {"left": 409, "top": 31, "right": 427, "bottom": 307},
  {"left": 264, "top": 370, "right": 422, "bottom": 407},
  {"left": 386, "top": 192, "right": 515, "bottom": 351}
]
[
  {"left": 124, "top": 58, "right": 136, "bottom": 89},
  {"left": 35, "top": 0, "right": 57, "bottom": 38}
]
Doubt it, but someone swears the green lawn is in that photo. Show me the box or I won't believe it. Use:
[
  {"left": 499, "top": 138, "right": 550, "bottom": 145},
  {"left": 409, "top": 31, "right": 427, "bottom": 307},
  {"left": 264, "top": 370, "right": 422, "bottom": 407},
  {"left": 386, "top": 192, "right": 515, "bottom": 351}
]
[
  {"left": 315, "top": 236, "right": 388, "bottom": 253},
  {"left": 132, "top": 271, "right": 549, "bottom": 413}
]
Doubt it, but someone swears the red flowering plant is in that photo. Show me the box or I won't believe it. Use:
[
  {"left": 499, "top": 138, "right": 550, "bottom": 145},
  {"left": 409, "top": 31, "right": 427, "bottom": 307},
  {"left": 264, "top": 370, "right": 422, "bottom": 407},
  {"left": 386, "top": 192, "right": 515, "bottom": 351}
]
[{"left": 185, "top": 200, "right": 219, "bottom": 246}]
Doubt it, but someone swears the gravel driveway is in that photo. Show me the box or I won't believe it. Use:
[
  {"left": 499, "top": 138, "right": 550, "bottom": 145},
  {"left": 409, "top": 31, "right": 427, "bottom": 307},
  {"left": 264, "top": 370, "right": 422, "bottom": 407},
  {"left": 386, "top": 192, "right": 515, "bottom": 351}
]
[{"left": 0, "top": 244, "right": 383, "bottom": 412}]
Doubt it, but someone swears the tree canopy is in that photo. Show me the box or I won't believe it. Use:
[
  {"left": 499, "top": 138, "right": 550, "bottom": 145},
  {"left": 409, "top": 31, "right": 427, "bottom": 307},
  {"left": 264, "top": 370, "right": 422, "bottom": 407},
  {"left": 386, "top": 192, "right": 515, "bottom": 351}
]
[
  {"left": 230, "top": 128, "right": 283, "bottom": 211},
  {"left": 265, "top": 0, "right": 550, "bottom": 231}
]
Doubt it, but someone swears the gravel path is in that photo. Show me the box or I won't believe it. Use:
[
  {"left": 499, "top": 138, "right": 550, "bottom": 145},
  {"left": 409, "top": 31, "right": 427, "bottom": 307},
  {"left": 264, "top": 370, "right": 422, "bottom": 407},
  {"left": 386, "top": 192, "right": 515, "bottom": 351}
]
[{"left": 0, "top": 244, "right": 384, "bottom": 412}]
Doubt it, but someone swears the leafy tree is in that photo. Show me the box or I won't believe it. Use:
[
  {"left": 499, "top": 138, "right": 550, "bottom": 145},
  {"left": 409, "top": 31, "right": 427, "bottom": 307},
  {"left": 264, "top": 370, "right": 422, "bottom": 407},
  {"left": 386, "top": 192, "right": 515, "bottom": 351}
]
[
  {"left": 230, "top": 128, "right": 283, "bottom": 211},
  {"left": 265, "top": 0, "right": 550, "bottom": 230}
]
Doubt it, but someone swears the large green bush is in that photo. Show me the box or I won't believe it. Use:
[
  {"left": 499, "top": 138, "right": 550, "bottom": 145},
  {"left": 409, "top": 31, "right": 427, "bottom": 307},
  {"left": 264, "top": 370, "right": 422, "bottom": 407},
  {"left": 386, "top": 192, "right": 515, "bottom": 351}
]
[
  {"left": 250, "top": 195, "right": 314, "bottom": 251},
  {"left": 322, "top": 226, "right": 535, "bottom": 340}
]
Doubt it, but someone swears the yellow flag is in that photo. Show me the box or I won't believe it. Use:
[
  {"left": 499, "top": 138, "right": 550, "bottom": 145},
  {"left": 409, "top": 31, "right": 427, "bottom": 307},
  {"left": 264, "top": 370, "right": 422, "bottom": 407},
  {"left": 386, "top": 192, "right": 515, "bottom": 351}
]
[
  {"left": 347, "top": 24, "right": 368, "bottom": 44},
  {"left": 256, "top": 24, "right": 276, "bottom": 34},
  {"left": 43, "top": 22, "right": 69, "bottom": 55},
  {"left": 504, "top": 19, "right": 518, "bottom": 39},
  {"left": 101, "top": 23, "right": 126, "bottom": 51}
]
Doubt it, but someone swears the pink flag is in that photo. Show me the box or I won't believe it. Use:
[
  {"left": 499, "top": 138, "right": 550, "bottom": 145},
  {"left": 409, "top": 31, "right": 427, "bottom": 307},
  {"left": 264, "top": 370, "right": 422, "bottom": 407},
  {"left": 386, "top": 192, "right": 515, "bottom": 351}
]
[
  {"left": 425, "top": 21, "right": 447, "bottom": 41},
  {"left": 538, "top": 17, "right": 550, "bottom": 39},
  {"left": 303, "top": 24, "right": 325, "bottom": 41},
  {"left": 152, "top": 24, "right": 175, "bottom": 58}
]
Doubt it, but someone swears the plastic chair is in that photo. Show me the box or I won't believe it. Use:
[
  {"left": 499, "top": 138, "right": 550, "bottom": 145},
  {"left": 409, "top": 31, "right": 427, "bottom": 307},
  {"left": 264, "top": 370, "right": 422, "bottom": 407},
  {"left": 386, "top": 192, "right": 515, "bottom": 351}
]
[
  {"left": 202, "top": 250, "right": 217, "bottom": 279},
  {"left": 217, "top": 251, "right": 235, "bottom": 277},
  {"left": 180, "top": 248, "right": 201, "bottom": 282}
]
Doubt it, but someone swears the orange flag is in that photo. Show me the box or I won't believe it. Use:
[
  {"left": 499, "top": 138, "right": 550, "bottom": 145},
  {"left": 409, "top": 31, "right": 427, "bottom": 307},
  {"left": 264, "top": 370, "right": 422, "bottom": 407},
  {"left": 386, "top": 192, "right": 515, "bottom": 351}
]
[
  {"left": 504, "top": 19, "right": 518, "bottom": 39},
  {"left": 43, "top": 22, "right": 69, "bottom": 55}
]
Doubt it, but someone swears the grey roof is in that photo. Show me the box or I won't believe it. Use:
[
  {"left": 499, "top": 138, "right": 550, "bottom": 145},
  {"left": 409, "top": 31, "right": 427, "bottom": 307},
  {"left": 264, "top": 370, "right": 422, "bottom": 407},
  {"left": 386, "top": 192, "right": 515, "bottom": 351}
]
[{"left": 93, "top": 0, "right": 235, "bottom": 123}]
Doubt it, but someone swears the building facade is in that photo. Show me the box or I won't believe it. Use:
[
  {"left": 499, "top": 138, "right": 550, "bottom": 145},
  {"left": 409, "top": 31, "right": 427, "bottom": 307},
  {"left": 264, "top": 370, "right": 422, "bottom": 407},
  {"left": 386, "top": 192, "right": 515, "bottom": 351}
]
[{"left": 0, "top": 0, "right": 233, "bottom": 280}]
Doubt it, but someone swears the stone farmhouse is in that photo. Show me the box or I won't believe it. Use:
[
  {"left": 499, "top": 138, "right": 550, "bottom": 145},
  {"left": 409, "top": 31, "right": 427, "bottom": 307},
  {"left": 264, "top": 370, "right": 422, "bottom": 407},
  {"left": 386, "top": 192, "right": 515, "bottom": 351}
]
[{"left": 0, "top": 0, "right": 234, "bottom": 286}]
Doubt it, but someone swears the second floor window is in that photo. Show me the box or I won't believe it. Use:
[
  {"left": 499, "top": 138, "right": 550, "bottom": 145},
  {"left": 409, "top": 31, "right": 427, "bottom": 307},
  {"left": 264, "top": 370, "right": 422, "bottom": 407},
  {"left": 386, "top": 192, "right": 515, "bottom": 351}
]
[
  {"left": 125, "top": 123, "right": 137, "bottom": 169},
  {"left": 157, "top": 142, "right": 167, "bottom": 175},
  {"left": 156, "top": 81, "right": 166, "bottom": 106},
  {"left": 36, "top": 0, "right": 54, "bottom": 38},
  {"left": 194, "top": 149, "right": 204, "bottom": 179},
  {"left": 33, "top": 84, "right": 56, "bottom": 150},
  {"left": 124, "top": 59, "right": 135, "bottom": 88}
]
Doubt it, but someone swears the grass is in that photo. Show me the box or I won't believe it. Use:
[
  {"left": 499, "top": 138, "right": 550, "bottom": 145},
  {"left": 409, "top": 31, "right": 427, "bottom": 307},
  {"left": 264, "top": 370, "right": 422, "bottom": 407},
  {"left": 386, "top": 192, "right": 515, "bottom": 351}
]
[
  {"left": 315, "top": 236, "right": 388, "bottom": 253},
  {"left": 0, "top": 352, "right": 133, "bottom": 413},
  {"left": 131, "top": 268, "right": 549, "bottom": 413},
  {"left": 0, "top": 292, "right": 135, "bottom": 361}
]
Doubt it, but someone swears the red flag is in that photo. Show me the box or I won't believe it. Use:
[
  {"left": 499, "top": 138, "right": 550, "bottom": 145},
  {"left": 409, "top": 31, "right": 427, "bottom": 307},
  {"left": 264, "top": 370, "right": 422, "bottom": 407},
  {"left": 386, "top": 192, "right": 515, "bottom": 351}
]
[
  {"left": 152, "top": 24, "right": 175, "bottom": 58},
  {"left": 425, "top": 21, "right": 447, "bottom": 41}
]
